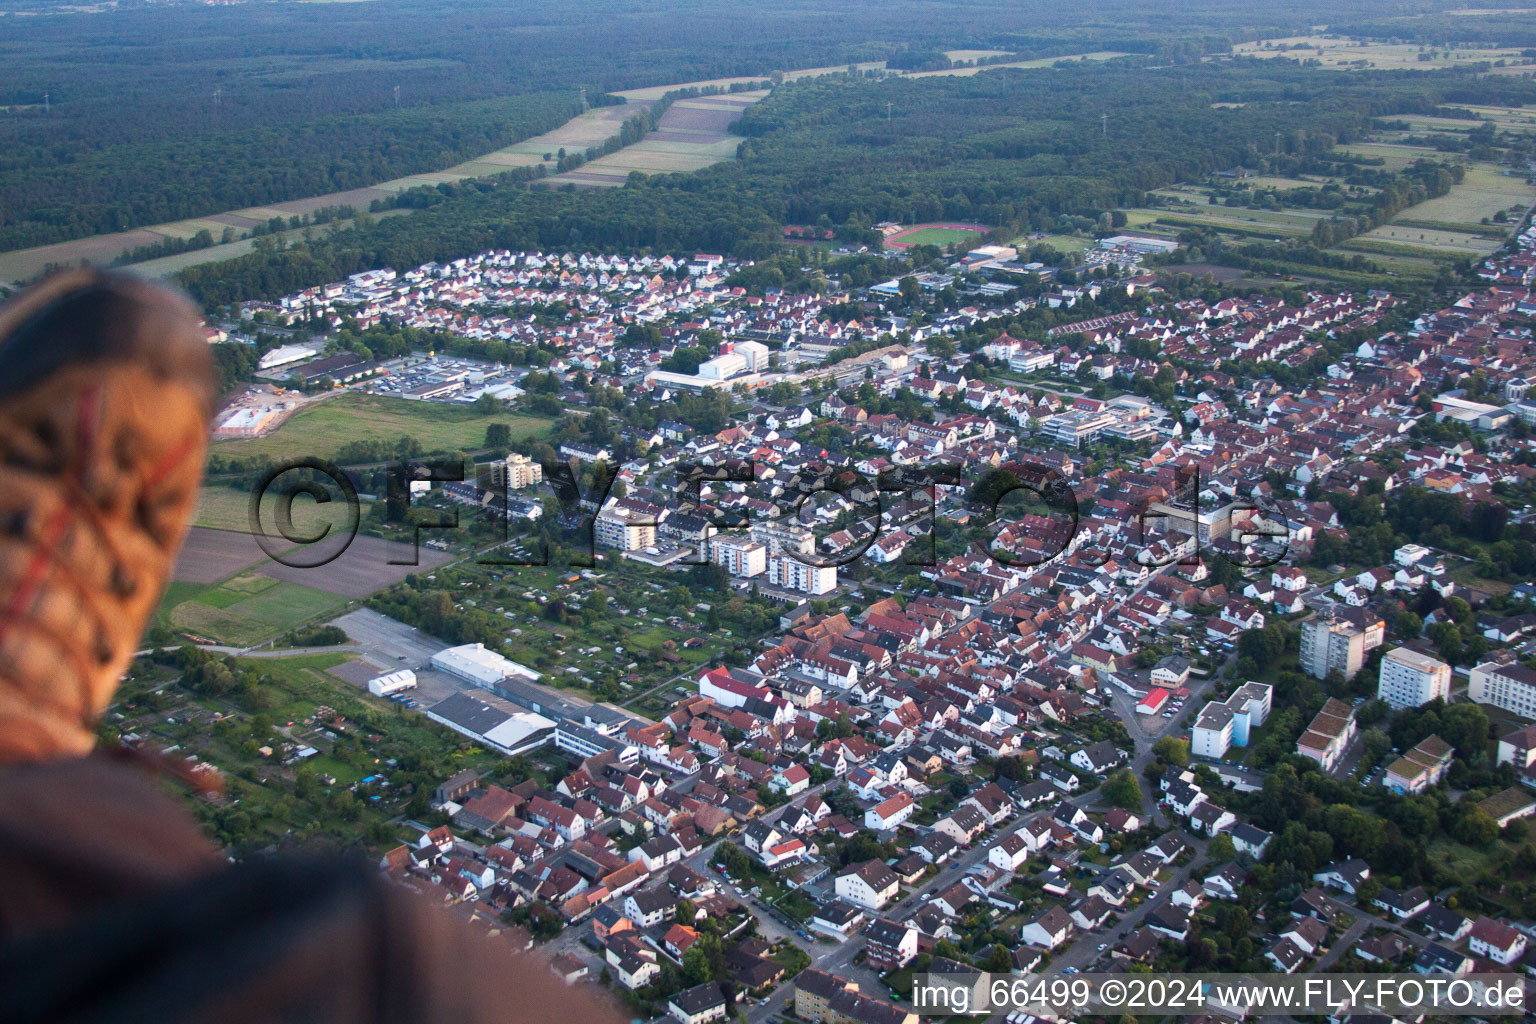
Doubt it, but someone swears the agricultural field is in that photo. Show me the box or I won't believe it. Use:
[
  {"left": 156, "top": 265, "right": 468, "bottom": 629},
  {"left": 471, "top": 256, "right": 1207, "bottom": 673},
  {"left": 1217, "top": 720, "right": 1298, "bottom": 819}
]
[
  {"left": 210, "top": 392, "right": 552, "bottom": 461},
  {"left": 1389, "top": 162, "right": 1534, "bottom": 229},
  {"left": 466, "top": 102, "right": 651, "bottom": 177},
  {"left": 903, "top": 51, "right": 1131, "bottom": 78},
  {"left": 1347, "top": 160, "right": 1536, "bottom": 261},
  {"left": 159, "top": 574, "right": 351, "bottom": 647},
  {"left": 1454, "top": 104, "right": 1536, "bottom": 134},
  {"left": 546, "top": 93, "right": 764, "bottom": 187},
  {"left": 1121, "top": 195, "right": 1321, "bottom": 241},
  {"left": 1233, "top": 35, "right": 1536, "bottom": 74},
  {"left": 194, "top": 484, "right": 373, "bottom": 536},
  {"left": 1333, "top": 141, "right": 1446, "bottom": 171},
  {"left": 943, "top": 49, "right": 1012, "bottom": 62}
]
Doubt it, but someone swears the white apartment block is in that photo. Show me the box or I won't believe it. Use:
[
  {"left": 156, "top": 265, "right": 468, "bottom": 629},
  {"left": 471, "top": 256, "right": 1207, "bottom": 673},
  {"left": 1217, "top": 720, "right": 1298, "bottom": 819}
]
[
  {"left": 709, "top": 535, "right": 767, "bottom": 578},
  {"left": 595, "top": 505, "right": 656, "bottom": 552},
  {"left": 1469, "top": 661, "right": 1536, "bottom": 720},
  {"left": 768, "top": 554, "right": 837, "bottom": 595},
  {"left": 1377, "top": 647, "right": 1451, "bottom": 709},
  {"left": 1191, "top": 681, "right": 1273, "bottom": 760},
  {"left": 751, "top": 520, "right": 816, "bottom": 558},
  {"left": 486, "top": 452, "right": 543, "bottom": 490}
]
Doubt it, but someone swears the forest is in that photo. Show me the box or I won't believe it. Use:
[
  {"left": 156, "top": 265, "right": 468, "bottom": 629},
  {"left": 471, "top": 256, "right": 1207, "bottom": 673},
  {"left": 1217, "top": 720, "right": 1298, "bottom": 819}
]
[
  {"left": 0, "top": 92, "right": 580, "bottom": 252},
  {"left": 172, "top": 59, "right": 1536, "bottom": 307},
  {"left": 0, "top": 0, "right": 1472, "bottom": 251}
]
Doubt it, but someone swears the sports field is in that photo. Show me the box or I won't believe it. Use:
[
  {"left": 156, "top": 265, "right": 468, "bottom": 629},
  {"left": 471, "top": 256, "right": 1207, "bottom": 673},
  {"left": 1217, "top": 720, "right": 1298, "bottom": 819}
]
[
  {"left": 210, "top": 392, "right": 551, "bottom": 460},
  {"left": 884, "top": 223, "right": 992, "bottom": 249}
]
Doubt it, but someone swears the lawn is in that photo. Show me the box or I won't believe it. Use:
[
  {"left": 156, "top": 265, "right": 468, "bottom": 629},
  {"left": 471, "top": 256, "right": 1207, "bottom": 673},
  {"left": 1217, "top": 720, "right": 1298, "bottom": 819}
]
[
  {"left": 166, "top": 579, "right": 350, "bottom": 646},
  {"left": 210, "top": 392, "right": 552, "bottom": 461}
]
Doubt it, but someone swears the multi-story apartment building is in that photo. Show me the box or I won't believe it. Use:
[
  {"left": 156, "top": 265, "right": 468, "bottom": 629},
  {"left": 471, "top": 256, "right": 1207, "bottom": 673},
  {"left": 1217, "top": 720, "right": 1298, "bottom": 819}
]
[
  {"left": 768, "top": 554, "right": 837, "bottom": 595},
  {"left": 1296, "top": 697, "right": 1357, "bottom": 772},
  {"left": 1300, "top": 610, "right": 1383, "bottom": 681},
  {"left": 709, "top": 535, "right": 767, "bottom": 578},
  {"left": 751, "top": 519, "right": 816, "bottom": 558},
  {"left": 794, "top": 969, "right": 916, "bottom": 1024},
  {"left": 485, "top": 452, "right": 543, "bottom": 490},
  {"left": 1377, "top": 647, "right": 1451, "bottom": 709},
  {"left": 1191, "top": 681, "right": 1273, "bottom": 760},
  {"left": 595, "top": 504, "right": 657, "bottom": 551},
  {"left": 1469, "top": 660, "right": 1536, "bottom": 720}
]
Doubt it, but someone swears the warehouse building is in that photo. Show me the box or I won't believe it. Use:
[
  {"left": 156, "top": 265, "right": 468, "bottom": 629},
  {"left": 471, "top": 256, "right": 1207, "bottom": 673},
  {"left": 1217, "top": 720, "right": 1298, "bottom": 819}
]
[{"left": 430, "top": 643, "right": 541, "bottom": 688}]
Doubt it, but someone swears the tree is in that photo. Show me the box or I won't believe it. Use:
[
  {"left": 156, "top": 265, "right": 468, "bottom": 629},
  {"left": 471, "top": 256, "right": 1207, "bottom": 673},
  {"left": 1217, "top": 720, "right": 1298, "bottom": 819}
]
[
  {"left": 1154, "top": 736, "right": 1190, "bottom": 767},
  {"left": 982, "top": 944, "right": 1014, "bottom": 973},
  {"left": 485, "top": 422, "right": 513, "bottom": 448},
  {"left": 1101, "top": 769, "right": 1143, "bottom": 809},
  {"left": 682, "top": 946, "right": 712, "bottom": 985}
]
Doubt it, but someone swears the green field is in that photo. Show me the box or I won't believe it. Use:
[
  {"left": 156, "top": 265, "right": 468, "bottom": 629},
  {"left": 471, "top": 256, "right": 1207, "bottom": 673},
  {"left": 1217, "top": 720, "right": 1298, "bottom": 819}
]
[
  {"left": 1024, "top": 233, "right": 1093, "bottom": 254},
  {"left": 1232, "top": 35, "right": 1534, "bottom": 74},
  {"left": 211, "top": 392, "right": 552, "bottom": 461},
  {"left": 195, "top": 483, "right": 374, "bottom": 535},
  {"left": 1389, "top": 162, "right": 1534, "bottom": 231},
  {"left": 892, "top": 226, "right": 989, "bottom": 247},
  {"left": 163, "top": 577, "right": 350, "bottom": 646},
  {"left": 1334, "top": 142, "right": 1445, "bottom": 171}
]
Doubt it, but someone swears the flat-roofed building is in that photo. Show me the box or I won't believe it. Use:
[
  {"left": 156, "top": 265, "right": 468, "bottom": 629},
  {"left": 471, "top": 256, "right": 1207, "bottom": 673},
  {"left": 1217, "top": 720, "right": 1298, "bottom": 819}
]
[
  {"left": 486, "top": 452, "right": 543, "bottom": 490},
  {"left": 1469, "top": 660, "right": 1536, "bottom": 720},
  {"left": 1377, "top": 647, "right": 1451, "bottom": 709},
  {"left": 431, "top": 643, "right": 541, "bottom": 688},
  {"left": 1300, "top": 610, "right": 1383, "bottom": 681},
  {"left": 709, "top": 535, "right": 767, "bottom": 578},
  {"left": 596, "top": 504, "right": 657, "bottom": 551},
  {"left": 1191, "top": 681, "right": 1272, "bottom": 760}
]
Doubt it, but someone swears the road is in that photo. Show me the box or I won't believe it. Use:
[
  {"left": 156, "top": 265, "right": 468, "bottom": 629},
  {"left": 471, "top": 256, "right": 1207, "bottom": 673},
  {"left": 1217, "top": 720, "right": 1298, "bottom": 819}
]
[{"left": 1307, "top": 893, "right": 1428, "bottom": 972}]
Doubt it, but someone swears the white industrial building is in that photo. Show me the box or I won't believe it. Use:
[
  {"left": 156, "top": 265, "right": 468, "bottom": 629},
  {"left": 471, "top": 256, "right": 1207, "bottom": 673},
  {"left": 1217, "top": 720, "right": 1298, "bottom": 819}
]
[
  {"left": 257, "top": 343, "right": 321, "bottom": 370},
  {"left": 430, "top": 643, "right": 541, "bottom": 688},
  {"left": 367, "top": 669, "right": 417, "bottom": 697}
]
